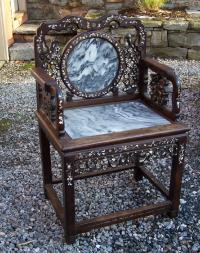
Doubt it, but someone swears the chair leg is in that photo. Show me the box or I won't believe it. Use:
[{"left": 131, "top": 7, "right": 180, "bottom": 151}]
[
  {"left": 168, "top": 136, "right": 187, "bottom": 218},
  {"left": 39, "top": 126, "right": 52, "bottom": 199},
  {"left": 134, "top": 154, "right": 143, "bottom": 182},
  {"left": 62, "top": 156, "right": 75, "bottom": 244}
]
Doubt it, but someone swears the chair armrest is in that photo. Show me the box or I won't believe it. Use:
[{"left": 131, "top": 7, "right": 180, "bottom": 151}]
[
  {"left": 32, "top": 67, "right": 65, "bottom": 136},
  {"left": 142, "top": 57, "right": 178, "bottom": 86},
  {"left": 141, "top": 57, "right": 181, "bottom": 118}
]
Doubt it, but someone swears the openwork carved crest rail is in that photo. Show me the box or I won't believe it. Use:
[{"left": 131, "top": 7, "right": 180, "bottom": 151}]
[{"left": 34, "top": 15, "right": 146, "bottom": 98}]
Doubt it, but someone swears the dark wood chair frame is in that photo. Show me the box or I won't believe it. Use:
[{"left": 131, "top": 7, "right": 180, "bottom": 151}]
[{"left": 32, "top": 15, "right": 189, "bottom": 243}]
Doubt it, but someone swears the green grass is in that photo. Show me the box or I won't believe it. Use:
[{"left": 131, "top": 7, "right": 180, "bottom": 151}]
[
  {"left": 22, "top": 62, "right": 35, "bottom": 70},
  {"left": 0, "top": 118, "right": 12, "bottom": 134},
  {"left": 139, "top": 0, "right": 166, "bottom": 11}
]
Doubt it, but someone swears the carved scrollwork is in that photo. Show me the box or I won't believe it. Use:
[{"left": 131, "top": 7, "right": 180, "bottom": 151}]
[
  {"left": 37, "top": 80, "right": 65, "bottom": 135},
  {"left": 121, "top": 33, "right": 140, "bottom": 93},
  {"left": 76, "top": 138, "right": 177, "bottom": 160},
  {"left": 175, "top": 77, "right": 182, "bottom": 117},
  {"left": 67, "top": 138, "right": 178, "bottom": 176},
  {"left": 73, "top": 152, "right": 136, "bottom": 175},
  {"left": 65, "top": 138, "right": 185, "bottom": 184},
  {"left": 109, "top": 20, "right": 120, "bottom": 30},
  {"left": 38, "top": 83, "right": 52, "bottom": 119},
  {"left": 41, "top": 41, "right": 62, "bottom": 86},
  {"left": 149, "top": 73, "right": 170, "bottom": 106},
  {"left": 57, "top": 91, "right": 65, "bottom": 135},
  {"left": 35, "top": 15, "right": 146, "bottom": 99}
]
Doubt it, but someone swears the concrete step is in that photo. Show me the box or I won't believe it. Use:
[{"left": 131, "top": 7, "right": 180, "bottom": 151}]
[
  {"left": 13, "top": 23, "right": 40, "bottom": 43},
  {"left": 11, "top": 20, "right": 75, "bottom": 60},
  {"left": 13, "top": 21, "right": 75, "bottom": 43},
  {"left": 9, "top": 42, "right": 34, "bottom": 61}
]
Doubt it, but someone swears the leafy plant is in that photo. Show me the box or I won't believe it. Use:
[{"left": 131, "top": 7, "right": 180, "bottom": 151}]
[
  {"left": 139, "top": 0, "right": 166, "bottom": 11},
  {"left": 22, "top": 62, "right": 35, "bottom": 70},
  {"left": 0, "top": 118, "right": 12, "bottom": 135}
]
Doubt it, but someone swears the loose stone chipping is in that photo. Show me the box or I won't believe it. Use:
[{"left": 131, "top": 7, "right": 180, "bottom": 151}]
[{"left": 0, "top": 59, "right": 200, "bottom": 252}]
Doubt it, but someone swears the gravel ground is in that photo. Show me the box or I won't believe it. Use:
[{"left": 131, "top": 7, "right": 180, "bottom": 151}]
[{"left": 0, "top": 60, "right": 200, "bottom": 253}]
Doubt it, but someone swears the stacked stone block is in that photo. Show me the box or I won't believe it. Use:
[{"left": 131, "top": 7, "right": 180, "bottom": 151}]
[
  {"left": 166, "top": 0, "right": 200, "bottom": 9},
  {"left": 141, "top": 18, "right": 200, "bottom": 60}
]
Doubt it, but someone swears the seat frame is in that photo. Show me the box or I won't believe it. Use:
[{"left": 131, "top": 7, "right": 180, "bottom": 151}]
[{"left": 32, "top": 15, "right": 189, "bottom": 243}]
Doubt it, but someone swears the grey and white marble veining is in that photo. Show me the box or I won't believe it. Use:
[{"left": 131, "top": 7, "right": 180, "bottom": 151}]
[
  {"left": 64, "top": 100, "right": 170, "bottom": 139},
  {"left": 66, "top": 38, "right": 119, "bottom": 93}
]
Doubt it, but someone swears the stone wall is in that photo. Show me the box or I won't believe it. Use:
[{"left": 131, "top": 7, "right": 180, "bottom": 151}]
[
  {"left": 166, "top": 0, "right": 200, "bottom": 9},
  {"left": 26, "top": 0, "right": 200, "bottom": 20},
  {"left": 26, "top": 0, "right": 135, "bottom": 20},
  {"left": 141, "top": 18, "right": 200, "bottom": 60}
]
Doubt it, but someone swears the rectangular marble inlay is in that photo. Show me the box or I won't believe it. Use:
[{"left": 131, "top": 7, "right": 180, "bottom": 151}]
[{"left": 64, "top": 100, "right": 170, "bottom": 139}]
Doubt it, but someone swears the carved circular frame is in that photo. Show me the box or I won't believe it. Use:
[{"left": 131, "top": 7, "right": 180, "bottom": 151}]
[{"left": 60, "top": 31, "right": 125, "bottom": 98}]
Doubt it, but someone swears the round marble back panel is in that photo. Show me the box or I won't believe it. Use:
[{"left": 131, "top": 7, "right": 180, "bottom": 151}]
[
  {"left": 61, "top": 32, "right": 124, "bottom": 98},
  {"left": 67, "top": 38, "right": 119, "bottom": 93}
]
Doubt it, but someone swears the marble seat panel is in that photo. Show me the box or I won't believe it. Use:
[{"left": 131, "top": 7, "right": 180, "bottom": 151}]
[{"left": 64, "top": 100, "right": 171, "bottom": 139}]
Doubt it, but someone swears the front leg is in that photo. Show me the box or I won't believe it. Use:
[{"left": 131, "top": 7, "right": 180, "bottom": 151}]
[
  {"left": 168, "top": 136, "right": 187, "bottom": 218},
  {"left": 62, "top": 156, "right": 75, "bottom": 244}
]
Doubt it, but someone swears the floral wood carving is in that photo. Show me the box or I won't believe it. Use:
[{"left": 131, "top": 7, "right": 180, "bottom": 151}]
[
  {"left": 121, "top": 33, "right": 140, "bottom": 93},
  {"left": 64, "top": 137, "right": 186, "bottom": 185},
  {"left": 38, "top": 80, "right": 65, "bottom": 136},
  {"left": 64, "top": 138, "right": 178, "bottom": 180},
  {"left": 149, "top": 73, "right": 170, "bottom": 106},
  {"left": 34, "top": 15, "right": 146, "bottom": 99}
]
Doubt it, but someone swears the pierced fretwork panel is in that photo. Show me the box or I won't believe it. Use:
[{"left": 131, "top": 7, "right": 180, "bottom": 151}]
[
  {"left": 144, "top": 70, "right": 181, "bottom": 117},
  {"left": 64, "top": 138, "right": 185, "bottom": 186},
  {"left": 34, "top": 15, "right": 146, "bottom": 99}
]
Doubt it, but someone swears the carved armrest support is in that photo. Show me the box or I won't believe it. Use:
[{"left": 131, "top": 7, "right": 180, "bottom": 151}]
[
  {"left": 32, "top": 67, "right": 65, "bottom": 136},
  {"left": 141, "top": 57, "right": 181, "bottom": 118}
]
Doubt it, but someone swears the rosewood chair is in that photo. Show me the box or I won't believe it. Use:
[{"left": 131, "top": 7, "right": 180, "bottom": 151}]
[{"left": 32, "top": 15, "right": 189, "bottom": 243}]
